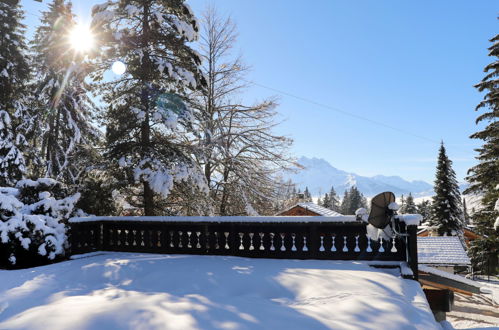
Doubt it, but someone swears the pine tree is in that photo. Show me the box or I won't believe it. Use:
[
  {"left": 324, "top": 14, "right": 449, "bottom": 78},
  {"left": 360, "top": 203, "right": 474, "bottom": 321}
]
[
  {"left": 416, "top": 200, "right": 432, "bottom": 224},
  {"left": 465, "top": 29, "right": 499, "bottom": 274},
  {"left": 0, "top": 111, "right": 25, "bottom": 186},
  {"left": 340, "top": 190, "right": 350, "bottom": 214},
  {"left": 401, "top": 193, "right": 417, "bottom": 214},
  {"left": 91, "top": 0, "right": 207, "bottom": 215},
  {"left": 322, "top": 193, "right": 331, "bottom": 208},
  {"left": 0, "top": 0, "right": 29, "bottom": 185},
  {"left": 462, "top": 197, "right": 470, "bottom": 226},
  {"left": 340, "top": 186, "right": 366, "bottom": 214},
  {"left": 303, "top": 187, "right": 312, "bottom": 202},
  {"left": 430, "top": 142, "right": 464, "bottom": 236},
  {"left": 329, "top": 186, "right": 340, "bottom": 212},
  {"left": 31, "top": 0, "right": 98, "bottom": 184},
  {"left": 317, "top": 195, "right": 323, "bottom": 206}
]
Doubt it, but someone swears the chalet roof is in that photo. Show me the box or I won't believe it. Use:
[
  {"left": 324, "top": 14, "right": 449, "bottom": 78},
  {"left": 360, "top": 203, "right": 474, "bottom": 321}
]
[
  {"left": 291, "top": 202, "right": 344, "bottom": 216},
  {"left": 417, "top": 236, "right": 471, "bottom": 266},
  {"left": 419, "top": 265, "right": 481, "bottom": 295}
]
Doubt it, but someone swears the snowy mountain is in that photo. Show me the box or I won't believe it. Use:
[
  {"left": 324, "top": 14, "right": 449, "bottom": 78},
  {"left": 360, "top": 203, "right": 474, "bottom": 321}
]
[{"left": 287, "top": 156, "right": 434, "bottom": 197}]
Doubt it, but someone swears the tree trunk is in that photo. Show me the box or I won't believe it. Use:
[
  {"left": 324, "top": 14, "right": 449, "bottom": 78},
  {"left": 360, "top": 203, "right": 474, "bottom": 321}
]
[{"left": 141, "top": 1, "right": 154, "bottom": 216}]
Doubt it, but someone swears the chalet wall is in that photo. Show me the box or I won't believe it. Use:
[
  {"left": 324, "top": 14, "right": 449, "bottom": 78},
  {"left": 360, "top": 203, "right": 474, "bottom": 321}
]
[{"left": 279, "top": 206, "right": 320, "bottom": 216}]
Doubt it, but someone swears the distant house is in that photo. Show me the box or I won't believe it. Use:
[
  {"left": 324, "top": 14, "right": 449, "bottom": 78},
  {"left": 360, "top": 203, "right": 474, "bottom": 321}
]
[
  {"left": 418, "top": 226, "right": 481, "bottom": 247},
  {"left": 417, "top": 236, "right": 471, "bottom": 274},
  {"left": 277, "top": 202, "right": 344, "bottom": 216}
]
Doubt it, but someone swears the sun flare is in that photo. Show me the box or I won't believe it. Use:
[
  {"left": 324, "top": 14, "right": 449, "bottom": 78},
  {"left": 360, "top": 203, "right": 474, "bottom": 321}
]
[{"left": 69, "top": 24, "right": 94, "bottom": 53}]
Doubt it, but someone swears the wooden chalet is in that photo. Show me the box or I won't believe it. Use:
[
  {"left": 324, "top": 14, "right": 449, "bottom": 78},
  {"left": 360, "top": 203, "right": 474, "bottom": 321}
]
[
  {"left": 418, "top": 226, "right": 481, "bottom": 247},
  {"left": 278, "top": 202, "right": 344, "bottom": 217}
]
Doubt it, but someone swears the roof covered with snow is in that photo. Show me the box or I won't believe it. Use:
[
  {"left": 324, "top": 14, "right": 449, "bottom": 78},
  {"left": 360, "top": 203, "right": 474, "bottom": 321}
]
[
  {"left": 282, "top": 202, "right": 344, "bottom": 217},
  {"left": 418, "top": 236, "right": 471, "bottom": 266},
  {"left": 0, "top": 253, "right": 438, "bottom": 329}
]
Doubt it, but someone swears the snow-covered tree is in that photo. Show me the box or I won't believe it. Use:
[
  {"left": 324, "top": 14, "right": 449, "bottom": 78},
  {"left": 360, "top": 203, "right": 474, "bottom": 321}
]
[
  {"left": 322, "top": 193, "right": 330, "bottom": 208},
  {"left": 0, "top": 1, "right": 29, "bottom": 185},
  {"left": 0, "top": 111, "right": 26, "bottom": 186},
  {"left": 341, "top": 186, "right": 367, "bottom": 215},
  {"left": 0, "top": 0, "right": 29, "bottom": 114},
  {"left": 400, "top": 192, "right": 417, "bottom": 214},
  {"left": 91, "top": 0, "right": 208, "bottom": 215},
  {"left": 31, "top": 0, "right": 98, "bottom": 184},
  {"left": 430, "top": 142, "right": 464, "bottom": 236},
  {"left": 188, "top": 7, "right": 294, "bottom": 215},
  {"left": 465, "top": 29, "right": 499, "bottom": 274},
  {"left": 303, "top": 187, "right": 312, "bottom": 202},
  {"left": 0, "top": 178, "right": 80, "bottom": 268},
  {"left": 416, "top": 200, "right": 432, "bottom": 224},
  {"left": 329, "top": 186, "right": 340, "bottom": 212},
  {"left": 462, "top": 197, "right": 470, "bottom": 226}
]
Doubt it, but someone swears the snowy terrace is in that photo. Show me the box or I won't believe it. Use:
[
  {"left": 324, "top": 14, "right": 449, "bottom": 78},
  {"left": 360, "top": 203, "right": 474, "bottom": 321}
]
[
  {"left": 68, "top": 216, "right": 420, "bottom": 279},
  {"left": 0, "top": 253, "right": 439, "bottom": 329}
]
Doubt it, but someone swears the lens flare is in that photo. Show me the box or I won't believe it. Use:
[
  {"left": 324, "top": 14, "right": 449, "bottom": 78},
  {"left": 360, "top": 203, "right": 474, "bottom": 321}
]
[
  {"left": 69, "top": 24, "right": 94, "bottom": 53},
  {"left": 112, "top": 61, "right": 126, "bottom": 75}
]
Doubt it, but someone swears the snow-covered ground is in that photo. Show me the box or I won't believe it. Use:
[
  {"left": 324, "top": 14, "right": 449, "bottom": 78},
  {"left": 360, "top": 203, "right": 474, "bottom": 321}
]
[
  {"left": 446, "top": 291, "right": 499, "bottom": 329},
  {"left": 0, "top": 253, "right": 438, "bottom": 330}
]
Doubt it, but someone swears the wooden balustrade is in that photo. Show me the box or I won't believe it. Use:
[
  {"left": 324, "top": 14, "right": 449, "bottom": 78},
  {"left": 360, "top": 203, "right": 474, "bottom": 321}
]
[{"left": 69, "top": 218, "right": 416, "bottom": 269}]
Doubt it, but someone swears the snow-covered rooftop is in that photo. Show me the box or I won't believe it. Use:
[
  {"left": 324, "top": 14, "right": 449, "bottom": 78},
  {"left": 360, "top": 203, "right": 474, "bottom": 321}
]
[
  {"left": 0, "top": 253, "right": 438, "bottom": 329},
  {"left": 417, "top": 236, "right": 471, "bottom": 266},
  {"left": 284, "top": 202, "right": 345, "bottom": 217}
]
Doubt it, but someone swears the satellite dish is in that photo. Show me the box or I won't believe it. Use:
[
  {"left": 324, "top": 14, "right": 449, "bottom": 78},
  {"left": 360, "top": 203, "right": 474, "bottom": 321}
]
[{"left": 368, "top": 191, "right": 396, "bottom": 229}]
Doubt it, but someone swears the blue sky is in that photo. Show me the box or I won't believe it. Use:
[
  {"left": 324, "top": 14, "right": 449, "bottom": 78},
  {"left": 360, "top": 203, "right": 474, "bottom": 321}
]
[{"left": 21, "top": 0, "right": 498, "bottom": 183}]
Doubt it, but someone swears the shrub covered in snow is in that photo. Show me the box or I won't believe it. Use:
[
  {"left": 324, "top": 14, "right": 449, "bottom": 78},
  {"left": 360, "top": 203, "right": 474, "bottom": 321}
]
[{"left": 0, "top": 178, "right": 80, "bottom": 268}]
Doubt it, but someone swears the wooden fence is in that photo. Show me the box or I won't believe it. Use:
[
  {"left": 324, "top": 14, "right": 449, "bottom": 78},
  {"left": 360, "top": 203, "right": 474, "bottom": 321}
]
[{"left": 69, "top": 216, "right": 418, "bottom": 279}]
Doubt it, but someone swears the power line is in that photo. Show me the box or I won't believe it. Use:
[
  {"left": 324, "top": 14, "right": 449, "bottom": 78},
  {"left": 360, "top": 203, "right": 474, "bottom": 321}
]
[{"left": 244, "top": 78, "right": 441, "bottom": 145}]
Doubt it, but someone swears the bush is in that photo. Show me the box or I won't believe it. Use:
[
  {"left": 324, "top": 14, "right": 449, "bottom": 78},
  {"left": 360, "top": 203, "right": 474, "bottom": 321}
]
[{"left": 0, "top": 178, "right": 80, "bottom": 268}]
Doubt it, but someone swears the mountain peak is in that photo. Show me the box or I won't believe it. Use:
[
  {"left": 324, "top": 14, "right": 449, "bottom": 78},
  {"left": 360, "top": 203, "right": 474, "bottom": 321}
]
[{"left": 287, "top": 156, "right": 432, "bottom": 197}]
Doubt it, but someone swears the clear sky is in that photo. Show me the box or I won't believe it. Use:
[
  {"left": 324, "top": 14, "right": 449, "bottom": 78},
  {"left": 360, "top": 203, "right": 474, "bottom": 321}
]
[{"left": 21, "top": 0, "right": 498, "bottom": 183}]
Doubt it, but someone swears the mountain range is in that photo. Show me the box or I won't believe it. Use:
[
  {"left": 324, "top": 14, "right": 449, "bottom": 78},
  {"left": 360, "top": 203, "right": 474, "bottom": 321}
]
[{"left": 286, "top": 157, "right": 435, "bottom": 197}]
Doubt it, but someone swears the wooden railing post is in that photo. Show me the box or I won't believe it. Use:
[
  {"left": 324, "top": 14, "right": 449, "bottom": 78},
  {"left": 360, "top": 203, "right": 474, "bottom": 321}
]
[{"left": 406, "top": 225, "right": 418, "bottom": 280}]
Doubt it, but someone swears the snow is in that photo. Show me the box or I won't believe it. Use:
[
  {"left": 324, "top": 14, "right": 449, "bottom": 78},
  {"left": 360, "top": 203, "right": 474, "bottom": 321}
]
[
  {"left": 395, "top": 214, "right": 422, "bottom": 226},
  {"left": 0, "top": 179, "right": 80, "bottom": 264},
  {"left": 69, "top": 215, "right": 358, "bottom": 224},
  {"left": 133, "top": 158, "right": 208, "bottom": 199},
  {"left": 417, "top": 236, "right": 470, "bottom": 266},
  {"left": 0, "top": 252, "right": 438, "bottom": 329},
  {"left": 355, "top": 207, "right": 368, "bottom": 222},
  {"left": 419, "top": 265, "right": 481, "bottom": 289},
  {"left": 494, "top": 199, "right": 499, "bottom": 230},
  {"left": 287, "top": 202, "right": 344, "bottom": 217},
  {"left": 388, "top": 202, "right": 400, "bottom": 211}
]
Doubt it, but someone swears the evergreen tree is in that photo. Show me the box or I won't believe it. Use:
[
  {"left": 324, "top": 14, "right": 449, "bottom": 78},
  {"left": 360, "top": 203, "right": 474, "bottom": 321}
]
[
  {"left": 317, "top": 194, "right": 323, "bottom": 206},
  {"left": 401, "top": 193, "right": 417, "bottom": 214},
  {"left": 0, "top": 0, "right": 29, "bottom": 114},
  {"left": 416, "top": 200, "right": 432, "bottom": 224},
  {"left": 0, "top": 111, "right": 25, "bottom": 186},
  {"left": 462, "top": 197, "right": 470, "bottom": 226},
  {"left": 0, "top": 1, "right": 29, "bottom": 185},
  {"left": 340, "top": 190, "right": 350, "bottom": 214},
  {"left": 340, "top": 186, "right": 366, "bottom": 214},
  {"left": 329, "top": 186, "right": 340, "bottom": 212},
  {"left": 465, "top": 29, "right": 499, "bottom": 274},
  {"left": 303, "top": 187, "right": 312, "bottom": 202},
  {"left": 430, "top": 142, "right": 464, "bottom": 236},
  {"left": 400, "top": 194, "right": 406, "bottom": 212},
  {"left": 31, "top": 0, "right": 98, "bottom": 184},
  {"left": 322, "top": 193, "right": 331, "bottom": 208},
  {"left": 91, "top": 0, "right": 207, "bottom": 215}
]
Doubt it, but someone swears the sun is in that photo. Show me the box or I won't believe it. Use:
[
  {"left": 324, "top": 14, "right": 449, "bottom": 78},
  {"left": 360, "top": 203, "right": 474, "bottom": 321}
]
[{"left": 69, "top": 24, "right": 94, "bottom": 53}]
